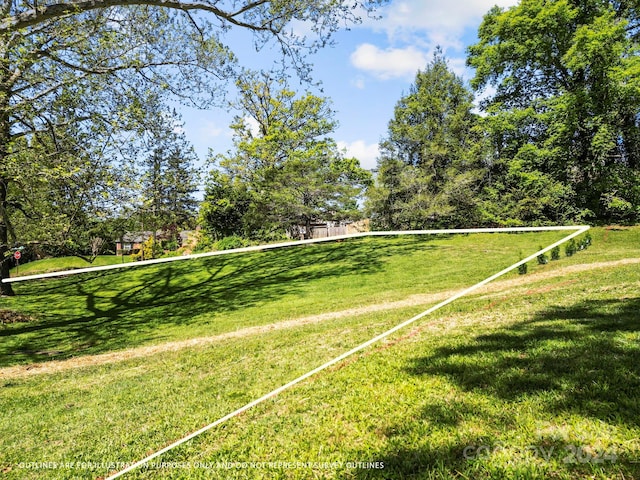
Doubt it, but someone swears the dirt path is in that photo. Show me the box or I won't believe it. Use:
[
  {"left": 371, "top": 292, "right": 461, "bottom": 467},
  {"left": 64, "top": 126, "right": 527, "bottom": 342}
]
[{"left": 2, "top": 257, "right": 638, "bottom": 380}]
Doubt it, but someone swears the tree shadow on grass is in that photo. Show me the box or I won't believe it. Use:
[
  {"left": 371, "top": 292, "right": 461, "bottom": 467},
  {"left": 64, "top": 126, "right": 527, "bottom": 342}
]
[
  {"left": 350, "top": 296, "right": 640, "bottom": 479},
  {"left": 407, "top": 297, "right": 640, "bottom": 426},
  {"left": 0, "top": 236, "right": 440, "bottom": 366}
]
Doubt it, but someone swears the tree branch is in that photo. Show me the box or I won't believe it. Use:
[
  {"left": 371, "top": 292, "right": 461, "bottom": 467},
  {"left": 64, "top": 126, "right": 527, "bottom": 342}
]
[{"left": 0, "top": 0, "right": 279, "bottom": 34}]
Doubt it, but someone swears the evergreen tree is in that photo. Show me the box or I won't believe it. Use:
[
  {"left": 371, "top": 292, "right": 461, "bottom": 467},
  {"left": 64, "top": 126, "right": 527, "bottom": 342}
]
[
  {"left": 136, "top": 111, "right": 199, "bottom": 248},
  {"left": 367, "top": 50, "right": 485, "bottom": 229}
]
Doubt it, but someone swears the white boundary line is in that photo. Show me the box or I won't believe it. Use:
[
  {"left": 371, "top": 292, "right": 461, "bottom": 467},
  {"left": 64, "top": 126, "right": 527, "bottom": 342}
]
[
  {"left": 103, "top": 225, "right": 589, "bottom": 479},
  {"left": 5, "top": 226, "right": 586, "bottom": 284}
]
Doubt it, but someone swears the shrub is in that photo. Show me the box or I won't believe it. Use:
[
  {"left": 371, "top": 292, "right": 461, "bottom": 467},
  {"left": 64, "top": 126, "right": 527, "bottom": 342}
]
[
  {"left": 193, "top": 233, "right": 215, "bottom": 253},
  {"left": 578, "top": 232, "right": 592, "bottom": 251},
  {"left": 551, "top": 246, "right": 561, "bottom": 261},
  {"left": 565, "top": 239, "right": 577, "bottom": 257},
  {"left": 215, "top": 236, "right": 250, "bottom": 251},
  {"left": 537, "top": 246, "right": 549, "bottom": 265},
  {"left": 132, "top": 237, "right": 163, "bottom": 261},
  {"left": 162, "top": 240, "right": 179, "bottom": 252},
  {"left": 518, "top": 262, "right": 528, "bottom": 275}
]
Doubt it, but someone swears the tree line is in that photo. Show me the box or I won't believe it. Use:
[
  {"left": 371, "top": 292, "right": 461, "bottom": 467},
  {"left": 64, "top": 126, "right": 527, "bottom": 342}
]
[
  {"left": 202, "top": 0, "right": 639, "bottom": 240},
  {"left": 368, "top": 0, "right": 639, "bottom": 229}
]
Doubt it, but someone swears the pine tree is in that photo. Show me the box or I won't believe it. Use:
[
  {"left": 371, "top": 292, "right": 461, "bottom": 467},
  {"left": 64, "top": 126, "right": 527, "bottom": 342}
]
[{"left": 367, "top": 49, "right": 485, "bottom": 229}]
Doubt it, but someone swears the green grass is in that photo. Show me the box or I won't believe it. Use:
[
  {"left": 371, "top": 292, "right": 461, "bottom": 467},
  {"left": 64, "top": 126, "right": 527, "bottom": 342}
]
[
  {"left": 1, "top": 227, "right": 639, "bottom": 479},
  {"left": 0, "top": 232, "right": 571, "bottom": 366},
  {"left": 10, "top": 255, "right": 133, "bottom": 277}
]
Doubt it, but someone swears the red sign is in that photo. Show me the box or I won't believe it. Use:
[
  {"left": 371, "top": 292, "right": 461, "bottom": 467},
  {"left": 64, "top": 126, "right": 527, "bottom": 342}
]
[{"left": 13, "top": 251, "right": 21, "bottom": 260}]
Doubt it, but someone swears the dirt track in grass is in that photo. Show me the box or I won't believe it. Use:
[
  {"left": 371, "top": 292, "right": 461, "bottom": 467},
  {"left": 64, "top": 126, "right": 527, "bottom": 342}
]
[{"left": 2, "top": 257, "right": 638, "bottom": 380}]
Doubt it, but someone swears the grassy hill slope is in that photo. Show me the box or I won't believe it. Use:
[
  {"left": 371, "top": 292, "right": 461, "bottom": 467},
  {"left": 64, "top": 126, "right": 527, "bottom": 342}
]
[
  {"left": 9, "top": 255, "right": 133, "bottom": 277},
  {"left": 1, "top": 227, "right": 639, "bottom": 479}
]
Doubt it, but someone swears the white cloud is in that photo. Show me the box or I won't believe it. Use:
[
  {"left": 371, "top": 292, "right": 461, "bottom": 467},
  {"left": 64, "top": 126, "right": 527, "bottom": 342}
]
[
  {"left": 350, "top": 43, "right": 428, "bottom": 80},
  {"left": 350, "top": 2, "right": 521, "bottom": 82},
  {"left": 197, "top": 120, "right": 225, "bottom": 138},
  {"left": 350, "top": 44, "right": 473, "bottom": 83},
  {"left": 243, "top": 116, "right": 261, "bottom": 137},
  {"left": 371, "top": 0, "right": 520, "bottom": 47},
  {"left": 338, "top": 140, "right": 380, "bottom": 171}
]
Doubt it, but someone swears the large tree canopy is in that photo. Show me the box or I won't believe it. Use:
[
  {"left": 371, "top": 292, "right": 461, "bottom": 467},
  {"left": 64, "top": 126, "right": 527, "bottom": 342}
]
[
  {"left": 202, "top": 73, "right": 371, "bottom": 240},
  {"left": 468, "top": 0, "right": 640, "bottom": 225},
  {"left": 0, "top": 0, "right": 386, "bottom": 294}
]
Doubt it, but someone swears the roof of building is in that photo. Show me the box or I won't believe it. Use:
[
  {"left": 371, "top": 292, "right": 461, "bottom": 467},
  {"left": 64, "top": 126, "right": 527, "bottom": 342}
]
[{"left": 120, "top": 231, "right": 154, "bottom": 243}]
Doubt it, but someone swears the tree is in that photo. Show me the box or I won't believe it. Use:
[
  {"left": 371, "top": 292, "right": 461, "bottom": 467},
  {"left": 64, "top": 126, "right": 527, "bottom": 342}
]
[
  {"left": 5, "top": 119, "right": 127, "bottom": 261},
  {"left": 205, "top": 73, "right": 371, "bottom": 240},
  {"left": 468, "top": 0, "right": 640, "bottom": 224},
  {"left": 0, "top": 0, "right": 387, "bottom": 295},
  {"left": 199, "top": 170, "right": 250, "bottom": 240},
  {"left": 133, "top": 106, "right": 199, "bottom": 250},
  {"left": 367, "top": 50, "right": 485, "bottom": 230}
]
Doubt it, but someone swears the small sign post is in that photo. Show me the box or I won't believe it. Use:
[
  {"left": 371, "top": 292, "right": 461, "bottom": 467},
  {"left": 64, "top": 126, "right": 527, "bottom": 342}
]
[{"left": 13, "top": 250, "right": 21, "bottom": 275}]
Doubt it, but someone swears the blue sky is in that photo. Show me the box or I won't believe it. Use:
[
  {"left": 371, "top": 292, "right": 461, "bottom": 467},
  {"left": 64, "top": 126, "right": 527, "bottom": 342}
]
[{"left": 179, "top": 0, "right": 519, "bottom": 172}]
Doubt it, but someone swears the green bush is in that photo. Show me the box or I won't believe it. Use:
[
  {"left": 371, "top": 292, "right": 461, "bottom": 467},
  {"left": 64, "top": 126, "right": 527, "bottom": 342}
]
[
  {"left": 132, "top": 237, "right": 163, "bottom": 261},
  {"left": 537, "top": 246, "right": 549, "bottom": 265},
  {"left": 162, "top": 240, "right": 179, "bottom": 252},
  {"left": 193, "top": 233, "right": 215, "bottom": 253},
  {"left": 578, "top": 232, "right": 592, "bottom": 251},
  {"left": 518, "top": 262, "right": 528, "bottom": 275},
  {"left": 551, "top": 246, "right": 561, "bottom": 261},
  {"left": 215, "top": 236, "right": 250, "bottom": 251},
  {"left": 565, "top": 239, "right": 577, "bottom": 257}
]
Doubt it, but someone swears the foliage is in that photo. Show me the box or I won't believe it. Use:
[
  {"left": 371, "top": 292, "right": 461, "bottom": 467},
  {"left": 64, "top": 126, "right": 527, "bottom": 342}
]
[
  {"left": 579, "top": 232, "right": 593, "bottom": 250},
  {"left": 214, "top": 235, "right": 250, "bottom": 251},
  {"left": 130, "top": 102, "right": 200, "bottom": 239},
  {"left": 192, "top": 234, "right": 215, "bottom": 254},
  {"left": 565, "top": 238, "right": 577, "bottom": 257},
  {"left": 198, "top": 170, "right": 252, "bottom": 240},
  {"left": 551, "top": 246, "right": 561, "bottom": 261},
  {"left": 131, "top": 236, "right": 164, "bottom": 261},
  {"left": 366, "top": 49, "right": 486, "bottom": 229},
  {"left": 537, "top": 247, "right": 549, "bottom": 265},
  {"left": 203, "top": 73, "right": 372, "bottom": 240},
  {"left": 468, "top": 0, "right": 640, "bottom": 225},
  {"left": 5, "top": 127, "right": 129, "bottom": 262},
  {"left": 478, "top": 157, "right": 578, "bottom": 226}
]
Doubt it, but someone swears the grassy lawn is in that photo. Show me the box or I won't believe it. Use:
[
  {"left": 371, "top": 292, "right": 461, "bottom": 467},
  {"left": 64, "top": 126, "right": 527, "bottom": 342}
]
[
  {"left": 1, "top": 227, "right": 639, "bottom": 479},
  {"left": 0, "top": 231, "right": 571, "bottom": 366},
  {"left": 10, "top": 255, "right": 133, "bottom": 277}
]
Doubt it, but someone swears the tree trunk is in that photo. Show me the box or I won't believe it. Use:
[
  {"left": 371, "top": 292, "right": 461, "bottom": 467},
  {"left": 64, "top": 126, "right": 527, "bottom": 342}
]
[
  {"left": 0, "top": 91, "right": 15, "bottom": 295},
  {"left": 0, "top": 35, "right": 15, "bottom": 296},
  {"left": 304, "top": 216, "right": 312, "bottom": 240},
  {"left": 0, "top": 175, "right": 15, "bottom": 296}
]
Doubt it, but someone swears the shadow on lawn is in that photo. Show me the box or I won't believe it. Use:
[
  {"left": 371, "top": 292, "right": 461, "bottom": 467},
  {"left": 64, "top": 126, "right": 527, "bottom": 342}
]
[
  {"left": 351, "top": 296, "right": 640, "bottom": 479},
  {"left": 1, "top": 236, "right": 439, "bottom": 366}
]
